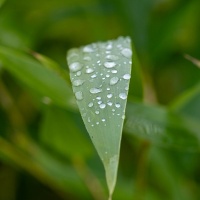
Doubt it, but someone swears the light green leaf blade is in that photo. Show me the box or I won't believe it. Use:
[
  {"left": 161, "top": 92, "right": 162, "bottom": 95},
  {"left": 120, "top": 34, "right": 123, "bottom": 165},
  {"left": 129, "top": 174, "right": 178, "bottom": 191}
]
[
  {"left": 67, "top": 36, "right": 132, "bottom": 198},
  {"left": 0, "top": 46, "right": 75, "bottom": 110}
]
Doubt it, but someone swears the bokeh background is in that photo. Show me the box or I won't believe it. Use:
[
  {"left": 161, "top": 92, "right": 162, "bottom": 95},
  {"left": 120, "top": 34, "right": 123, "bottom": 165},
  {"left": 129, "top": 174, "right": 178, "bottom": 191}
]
[{"left": 0, "top": 0, "right": 200, "bottom": 199}]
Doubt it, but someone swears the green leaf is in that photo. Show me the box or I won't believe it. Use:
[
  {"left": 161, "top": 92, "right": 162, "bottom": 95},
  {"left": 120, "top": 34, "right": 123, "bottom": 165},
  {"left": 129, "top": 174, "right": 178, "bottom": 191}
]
[
  {"left": 67, "top": 36, "right": 132, "bottom": 199},
  {"left": 40, "top": 106, "right": 93, "bottom": 158},
  {"left": 124, "top": 102, "right": 200, "bottom": 152},
  {"left": 0, "top": 46, "right": 75, "bottom": 110}
]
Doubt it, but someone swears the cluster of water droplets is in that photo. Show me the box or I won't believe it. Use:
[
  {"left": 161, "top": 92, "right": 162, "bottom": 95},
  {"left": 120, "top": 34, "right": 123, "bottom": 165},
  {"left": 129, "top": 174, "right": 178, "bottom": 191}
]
[{"left": 67, "top": 36, "right": 132, "bottom": 127}]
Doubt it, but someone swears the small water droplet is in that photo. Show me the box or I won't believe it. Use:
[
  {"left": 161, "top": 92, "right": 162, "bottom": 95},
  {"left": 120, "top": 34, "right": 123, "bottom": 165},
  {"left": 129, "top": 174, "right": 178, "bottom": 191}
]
[
  {"left": 91, "top": 74, "right": 97, "bottom": 78},
  {"left": 123, "top": 74, "right": 131, "bottom": 80},
  {"left": 121, "top": 48, "right": 132, "bottom": 58},
  {"left": 88, "top": 102, "right": 94, "bottom": 107},
  {"left": 96, "top": 96, "right": 101, "bottom": 100},
  {"left": 111, "top": 70, "right": 118, "bottom": 74},
  {"left": 119, "top": 93, "right": 127, "bottom": 100},
  {"left": 106, "top": 43, "right": 112, "bottom": 50},
  {"left": 86, "top": 68, "right": 94, "bottom": 74},
  {"left": 88, "top": 117, "right": 91, "bottom": 122},
  {"left": 97, "top": 60, "right": 101, "bottom": 64},
  {"left": 125, "top": 86, "right": 129, "bottom": 91},
  {"left": 107, "top": 88, "right": 110, "bottom": 91},
  {"left": 112, "top": 109, "right": 115, "bottom": 112},
  {"left": 83, "top": 56, "right": 92, "bottom": 61},
  {"left": 104, "top": 61, "right": 117, "bottom": 68},
  {"left": 106, "top": 74, "right": 110, "bottom": 78},
  {"left": 90, "top": 88, "right": 102, "bottom": 94},
  {"left": 115, "top": 103, "right": 121, "bottom": 108},
  {"left": 72, "top": 79, "right": 84, "bottom": 87},
  {"left": 75, "top": 91, "right": 83, "bottom": 100},
  {"left": 98, "top": 101, "right": 102, "bottom": 105},
  {"left": 107, "top": 102, "right": 113, "bottom": 106},
  {"left": 106, "top": 55, "right": 119, "bottom": 61},
  {"left": 69, "top": 62, "right": 82, "bottom": 72},
  {"left": 122, "top": 115, "right": 125, "bottom": 119},
  {"left": 102, "top": 118, "right": 106, "bottom": 122},
  {"left": 110, "top": 77, "right": 119, "bottom": 85},
  {"left": 107, "top": 93, "right": 113, "bottom": 98},
  {"left": 99, "top": 104, "right": 106, "bottom": 109},
  {"left": 76, "top": 71, "right": 82, "bottom": 76},
  {"left": 96, "top": 122, "right": 99, "bottom": 125},
  {"left": 83, "top": 46, "right": 94, "bottom": 53},
  {"left": 95, "top": 111, "right": 100, "bottom": 114}
]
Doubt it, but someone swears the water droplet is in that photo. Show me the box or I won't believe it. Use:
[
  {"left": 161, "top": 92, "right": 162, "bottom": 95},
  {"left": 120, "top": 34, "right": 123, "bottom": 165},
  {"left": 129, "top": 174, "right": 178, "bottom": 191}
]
[
  {"left": 115, "top": 103, "right": 121, "bottom": 108},
  {"left": 98, "top": 101, "right": 102, "bottom": 105},
  {"left": 107, "top": 102, "right": 113, "bottom": 106},
  {"left": 76, "top": 71, "right": 82, "bottom": 76},
  {"left": 107, "top": 93, "right": 113, "bottom": 98},
  {"left": 121, "top": 48, "right": 132, "bottom": 58},
  {"left": 102, "top": 118, "right": 106, "bottom": 122},
  {"left": 104, "top": 61, "right": 117, "bottom": 68},
  {"left": 69, "top": 62, "right": 82, "bottom": 72},
  {"left": 88, "top": 117, "right": 91, "bottom": 122},
  {"left": 112, "top": 109, "right": 115, "bottom": 112},
  {"left": 110, "top": 77, "right": 119, "bottom": 85},
  {"left": 83, "top": 56, "right": 92, "bottom": 61},
  {"left": 96, "top": 122, "right": 99, "bottom": 125},
  {"left": 95, "top": 111, "right": 100, "bottom": 114},
  {"left": 75, "top": 91, "right": 83, "bottom": 100},
  {"left": 123, "top": 74, "right": 131, "bottom": 80},
  {"left": 91, "top": 74, "right": 97, "bottom": 78},
  {"left": 125, "top": 86, "right": 129, "bottom": 91},
  {"left": 111, "top": 70, "right": 117, "bottom": 74},
  {"left": 106, "top": 74, "right": 110, "bottom": 78},
  {"left": 86, "top": 68, "right": 94, "bottom": 74},
  {"left": 83, "top": 46, "right": 94, "bottom": 53},
  {"left": 72, "top": 79, "right": 84, "bottom": 87},
  {"left": 106, "top": 43, "right": 112, "bottom": 50},
  {"left": 122, "top": 115, "right": 125, "bottom": 119},
  {"left": 107, "top": 88, "right": 110, "bottom": 91},
  {"left": 96, "top": 96, "right": 101, "bottom": 100},
  {"left": 99, "top": 104, "right": 106, "bottom": 109},
  {"left": 119, "top": 93, "right": 127, "bottom": 100},
  {"left": 97, "top": 60, "right": 101, "bottom": 64},
  {"left": 88, "top": 102, "right": 94, "bottom": 107},
  {"left": 106, "top": 55, "right": 119, "bottom": 61},
  {"left": 90, "top": 88, "right": 102, "bottom": 94}
]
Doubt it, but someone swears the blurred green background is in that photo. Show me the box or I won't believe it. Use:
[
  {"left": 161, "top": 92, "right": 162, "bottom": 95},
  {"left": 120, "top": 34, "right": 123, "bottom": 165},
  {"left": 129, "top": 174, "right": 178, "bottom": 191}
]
[{"left": 0, "top": 0, "right": 200, "bottom": 199}]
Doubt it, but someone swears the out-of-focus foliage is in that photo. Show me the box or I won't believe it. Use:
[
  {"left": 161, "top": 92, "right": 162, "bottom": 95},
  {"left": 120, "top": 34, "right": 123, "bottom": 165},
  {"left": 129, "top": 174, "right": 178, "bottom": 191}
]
[{"left": 0, "top": 0, "right": 200, "bottom": 200}]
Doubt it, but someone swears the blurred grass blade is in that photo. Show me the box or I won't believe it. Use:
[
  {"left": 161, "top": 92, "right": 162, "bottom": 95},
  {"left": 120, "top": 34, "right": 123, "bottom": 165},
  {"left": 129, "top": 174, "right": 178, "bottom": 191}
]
[
  {"left": 124, "top": 102, "right": 200, "bottom": 152},
  {"left": 40, "top": 106, "right": 93, "bottom": 158},
  {"left": 32, "top": 51, "right": 70, "bottom": 81},
  {"left": 0, "top": 0, "right": 6, "bottom": 8},
  {"left": 170, "top": 82, "right": 200, "bottom": 119},
  {"left": 0, "top": 46, "right": 75, "bottom": 110},
  {"left": 67, "top": 36, "right": 132, "bottom": 199},
  {"left": 184, "top": 54, "right": 200, "bottom": 68}
]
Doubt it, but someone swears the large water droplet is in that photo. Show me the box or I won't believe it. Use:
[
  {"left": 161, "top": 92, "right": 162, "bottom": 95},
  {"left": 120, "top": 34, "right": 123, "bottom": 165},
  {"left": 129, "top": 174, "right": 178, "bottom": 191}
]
[
  {"left": 111, "top": 70, "right": 118, "bottom": 74},
  {"left": 75, "top": 91, "right": 83, "bottom": 100},
  {"left": 123, "top": 74, "right": 131, "bottom": 80},
  {"left": 90, "top": 88, "right": 102, "bottom": 94},
  {"left": 119, "top": 93, "right": 127, "bottom": 100},
  {"left": 107, "top": 93, "right": 113, "bottom": 98},
  {"left": 104, "top": 61, "right": 117, "bottom": 68},
  {"left": 83, "top": 46, "right": 94, "bottom": 53},
  {"left": 106, "top": 55, "right": 119, "bottom": 61},
  {"left": 83, "top": 56, "right": 92, "bottom": 61},
  {"left": 91, "top": 74, "right": 97, "bottom": 79},
  {"left": 115, "top": 103, "right": 121, "bottom": 108},
  {"left": 107, "top": 102, "right": 113, "bottom": 106},
  {"left": 72, "top": 79, "right": 84, "bottom": 87},
  {"left": 121, "top": 48, "right": 132, "bottom": 58},
  {"left": 110, "top": 77, "right": 119, "bottom": 85},
  {"left": 100, "top": 104, "right": 106, "bottom": 109},
  {"left": 69, "top": 62, "right": 82, "bottom": 72},
  {"left": 86, "top": 68, "right": 94, "bottom": 74},
  {"left": 95, "top": 111, "right": 100, "bottom": 115},
  {"left": 76, "top": 71, "right": 82, "bottom": 76},
  {"left": 88, "top": 102, "right": 94, "bottom": 107}
]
